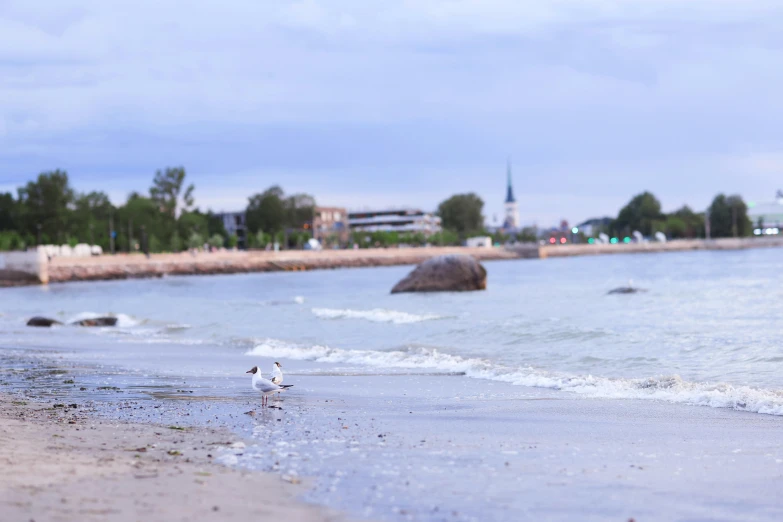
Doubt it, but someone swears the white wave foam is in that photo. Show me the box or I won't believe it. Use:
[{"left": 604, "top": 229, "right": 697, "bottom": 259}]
[
  {"left": 164, "top": 323, "right": 192, "bottom": 331},
  {"left": 66, "top": 312, "right": 141, "bottom": 328},
  {"left": 246, "top": 340, "right": 783, "bottom": 416},
  {"left": 311, "top": 308, "right": 444, "bottom": 324}
]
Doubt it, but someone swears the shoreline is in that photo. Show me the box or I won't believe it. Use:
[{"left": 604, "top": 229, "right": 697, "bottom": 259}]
[
  {"left": 3, "top": 330, "right": 783, "bottom": 520},
  {"left": 46, "top": 246, "right": 525, "bottom": 284},
  {"left": 0, "top": 392, "right": 342, "bottom": 522},
  {"left": 3, "top": 245, "right": 783, "bottom": 520},
  {"left": 2, "top": 237, "right": 783, "bottom": 286}
]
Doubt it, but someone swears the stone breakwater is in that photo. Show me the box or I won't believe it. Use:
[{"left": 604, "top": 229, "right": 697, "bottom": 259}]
[
  {"left": 3, "top": 237, "right": 783, "bottom": 285},
  {"left": 538, "top": 236, "right": 783, "bottom": 258},
  {"left": 46, "top": 247, "right": 525, "bottom": 283}
]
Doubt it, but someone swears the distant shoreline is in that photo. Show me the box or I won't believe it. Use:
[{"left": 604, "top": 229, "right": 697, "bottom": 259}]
[{"left": 2, "top": 237, "right": 782, "bottom": 286}]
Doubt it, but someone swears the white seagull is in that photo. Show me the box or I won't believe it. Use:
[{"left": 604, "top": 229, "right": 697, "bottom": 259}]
[
  {"left": 271, "top": 362, "right": 284, "bottom": 384},
  {"left": 247, "top": 366, "right": 292, "bottom": 407}
]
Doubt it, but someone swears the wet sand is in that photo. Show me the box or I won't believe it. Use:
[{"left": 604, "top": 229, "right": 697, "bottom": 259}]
[
  {"left": 226, "top": 373, "right": 783, "bottom": 522},
  {"left": 47, "top": 365, "right": 782, "bottom": 522},
  {"left": 0, "top": 393, "right": 342, "bottom": 522}
]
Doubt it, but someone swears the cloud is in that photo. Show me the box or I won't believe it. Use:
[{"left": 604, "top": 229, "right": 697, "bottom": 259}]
[{"left": 1, "top": 0, "right": 782, "bottom": 225}]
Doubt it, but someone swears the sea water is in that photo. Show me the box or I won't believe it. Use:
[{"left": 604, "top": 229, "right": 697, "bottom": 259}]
[
  {"left": 3, "top": 248, "right": 783, "bottom": 521},
  {"left": 2, "top": 248, "right": 782, "bottom": 415}
]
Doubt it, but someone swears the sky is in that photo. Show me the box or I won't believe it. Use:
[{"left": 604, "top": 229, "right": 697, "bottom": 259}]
[{"left": 1, "top": 0, "right": 782, "bottom": 227}]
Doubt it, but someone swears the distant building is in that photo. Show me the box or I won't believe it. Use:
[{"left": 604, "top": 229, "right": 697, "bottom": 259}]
[
  {"left": 348, "top": 208, "right": 442, "bottom": 235},
  {"left": 216, "top": 211, "right": 247, "bottom": 249},
  {"left": 748, "top": 191, "right": 783, "bottom": 233},
  {"left": 575, "top": 217, "right": 613, "bottom": 237},
  {"left": 503, "top": 160, "right": 520, "bottom": 231},
  {"left": 313, "top": 206, "right": 349, "bottom": 244},
  {"left": 466, "top": 236, "right": 493, "bottom": 248}
]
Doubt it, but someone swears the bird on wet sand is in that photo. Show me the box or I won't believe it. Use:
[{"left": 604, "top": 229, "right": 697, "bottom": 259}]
[
  {"left": 271, "top": 362, "right": 284, "bottom": 384},
  {"left": 247, "top": 366, "right": 293, "bottom": 407}
]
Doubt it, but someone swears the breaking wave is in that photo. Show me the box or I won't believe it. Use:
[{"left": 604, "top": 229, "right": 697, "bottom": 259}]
[
  {"left": 246, "top": 339, "right": 783, "bottom": 416},
  {"left": 66, "top": 312, "right": 142, "bottom": 328},
  {"left": 311, "top": 307, "right": 445, "bottom": 324}
]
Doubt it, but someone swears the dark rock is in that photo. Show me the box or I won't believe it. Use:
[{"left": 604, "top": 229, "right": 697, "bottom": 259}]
[
  {"left": 391, "top": 254, "right": 487, "bottom": 294},
  {"left": 26, "top": 317, "right": 63, "bottom": 327},
  {"left": 607, "top": 287, "right": 647, "bottom": 295},
  {"left": 70, "top": 317, "right": 118, "bottom": 327}
]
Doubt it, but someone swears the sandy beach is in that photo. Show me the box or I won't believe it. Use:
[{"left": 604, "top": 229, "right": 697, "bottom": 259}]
[
  {"left": 4, "top": 366, "right": 783, "bottom": 522},
  {"left": 0, "top": 393, "right": 341, "bottom": 522},
  {"left": 3, "top": 249, "right": 783, "bottom": 521}
]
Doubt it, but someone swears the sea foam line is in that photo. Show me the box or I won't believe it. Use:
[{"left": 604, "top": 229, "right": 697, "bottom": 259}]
[
  {"left": 246, "top": 339, "right": 783, "bottom": 416},
  {"left": 311, "top": 307, "right": 444, "bottom": 324},
  {"left": 66, "top": 312, "right": 141, "bottom": 328}
]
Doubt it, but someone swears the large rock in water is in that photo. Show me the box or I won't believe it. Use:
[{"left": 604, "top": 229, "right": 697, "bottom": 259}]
[
  {"left": 26, "top": 317, "right": 63, "bottom": 327},
  {"left": 391, "top": 254, "right": 487, "bottom": 294}
]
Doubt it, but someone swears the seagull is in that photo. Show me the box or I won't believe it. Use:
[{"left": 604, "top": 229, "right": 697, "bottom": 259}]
[
  {"left": 247, "top": 366, "right": 292, "bottom": 407},
  {"left": 271, "top": 362, "right": 284, "bottom": 385}
]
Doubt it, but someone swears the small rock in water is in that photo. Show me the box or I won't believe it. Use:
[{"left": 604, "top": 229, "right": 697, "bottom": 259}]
[
  {"left": 608, "top": 279, "right": 647, "bottom": 295},
  {"left": 607, "top": 286, "right": 647, "bottom": 295},
  {"left": 71, "top": 317, "right": 118, "bottom": 327},
  {"left": 26, "top": 317, "right": 63, "bottom": 327}
]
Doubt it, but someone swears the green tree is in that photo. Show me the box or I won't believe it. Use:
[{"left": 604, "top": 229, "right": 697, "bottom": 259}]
[
  {"left": 0, "top": 231, "right": 25, "bottom": 251},
  {"left": 664, "top": 215, "right": 687, "bottom": 238},
  {"left": 170, "top": 231, "right": 184, "bottom": 252},
  {"left": 708, "top": 194, "right": 751, "bottom": 238},
  {"left": 0, "top": 192, "right": 18, "bottom": 231},
  {"left": 206, "top": 211, "right": 228, "bottom": 238},
  {"left": 17, "top": 170, "right": 74, "bottom": 243},
  {"left": 246, "top": 186, "right": 316, "bottom": 234},
  {"left": 149, "top": 234, "right": 162, "bottom": 253},
  {"left": 116, "top": 193, "right": 167, "bottom": 252},
  {"left": 669, "top": 206, "right": 704, "bottom": 238},
  {"left": 208, "top": 234, "right": 224, "bottom": 249},
  {"left": 437, "top": 193, "right": 484, "bottom": 236},
  {"left": 177, "top": 210, "right": 209, "bottom": 242},
  {"left": 284, "top": 193, "right": 315, "bottom": 229},
  {"left": 246, "top": 186, "right": 286, "bottom": 234},
  {"left": 187, "top": 232, "right": 204, "bottom": 250},
  {"left": 71, "top": 191, "right": 115, "bottom": 248},
  {"left": 150, "top": 167, "right": 194, "bottom": 219},
  {"left": 613, "top": 191, "right": 663, "bottom": 237},
  {"left": 429, "top": 229, "right": 461, "bottom": 246}
]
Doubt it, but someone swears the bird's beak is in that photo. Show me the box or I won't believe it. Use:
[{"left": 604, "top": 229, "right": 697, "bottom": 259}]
[{"left": 246, "top": 369, "right": 253, "bottom": 374}]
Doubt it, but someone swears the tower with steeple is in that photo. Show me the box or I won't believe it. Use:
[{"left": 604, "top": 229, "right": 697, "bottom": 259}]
[{"left": 503, "top": 159, "right": 520, "bottom": 230}]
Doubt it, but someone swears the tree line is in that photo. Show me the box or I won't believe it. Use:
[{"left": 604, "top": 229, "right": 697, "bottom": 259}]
[
  {"left": 0, "top": 169, "right": 516, "bottom": 252},
  {"left": 607, "top": 191, "right": 753, "bottom": 239},
  {"left": 0, "top": 169, "right": 318, "bottom": 252},
  {"left": 0, "top": 169, "right": 757, "bottom": 253}
]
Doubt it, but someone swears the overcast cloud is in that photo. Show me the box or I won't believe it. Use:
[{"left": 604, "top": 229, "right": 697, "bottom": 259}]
[{"left": 1, "top": 0, "right": 782, "bottom": 225}]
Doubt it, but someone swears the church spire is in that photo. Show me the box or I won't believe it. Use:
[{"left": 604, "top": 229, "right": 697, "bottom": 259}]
[{"left": 505, "top": 158, "right": 515, "bottom": 204}]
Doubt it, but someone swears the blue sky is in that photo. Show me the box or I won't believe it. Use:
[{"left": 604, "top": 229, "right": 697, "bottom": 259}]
[{"left": 1, "top": 1, "right": 782, "bottom": 227}]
